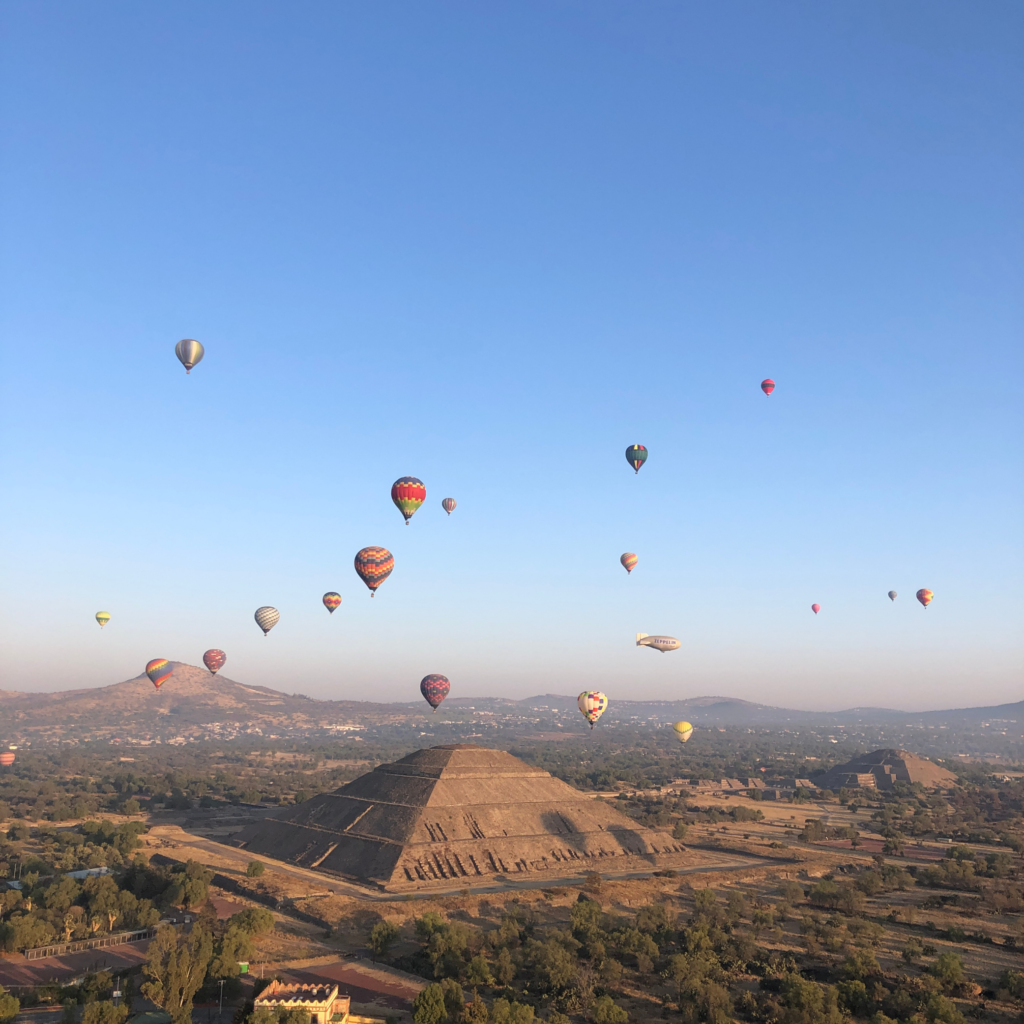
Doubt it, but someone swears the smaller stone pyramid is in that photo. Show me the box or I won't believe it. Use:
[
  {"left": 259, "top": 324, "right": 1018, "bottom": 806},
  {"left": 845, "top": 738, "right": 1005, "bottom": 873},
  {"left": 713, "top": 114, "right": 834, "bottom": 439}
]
[
  {"left": 816, "top": 748, "right": 957, "bottom": 792},
  {"left": 232, "top": 744, "right": 685, "bottom": 891}
]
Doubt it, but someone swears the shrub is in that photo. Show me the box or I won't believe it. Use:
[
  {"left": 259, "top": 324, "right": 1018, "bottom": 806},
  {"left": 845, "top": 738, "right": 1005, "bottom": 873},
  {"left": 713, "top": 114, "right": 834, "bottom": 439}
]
[
  {"left": 246, "top": 861, "right": 265, "bottom": 878},
  {"left": 591, "top": 996, "right": 628, "bottom": 1024}
]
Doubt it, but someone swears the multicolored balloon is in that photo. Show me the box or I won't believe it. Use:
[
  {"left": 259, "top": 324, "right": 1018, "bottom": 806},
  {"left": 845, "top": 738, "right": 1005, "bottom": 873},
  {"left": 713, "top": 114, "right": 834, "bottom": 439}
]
[
  {"left": 323, "top": 592, "right": 342, "bottom": 614},
  {"left": 392, "top": 477, "right": 426, "bottom": 525},
  {"left": 0, "top": 752, "right": 14, "bottom": 767},
  {"left": 625, "top": 444, "right": 648, "bottom": 474},
  {"left": 441, "top": 497, "right": 457, "bottom": 516},
  {"left": 578, "top": 691, "right": 608, "bottom": 730},
  {"left": 175, "top": 339, "right": 204, "bottom": 374},
  {"left": 811, "top": 603, "right": 821, "bottom": 615},
  {"left": 95, "top": 611, "right": 111, "bottom": 629},
  {"left": 420, "top": 674, "right": 451, "bottom": 712},
  {"left": 203, "top": 649, "right": 226, "bottom": 675},
  {"left": 146, "top": 659, "right": 172, "bottom": 689},
  {"left": 254, "top": 606, "right": 280, "bottom": 635},
  {"left": 761, "top": 379, "right": 775, "bottom": 396},
  {"left": 354, "top": 547, "right": 394, "bottom": 596},
  {"left": 672, "top": 721, "right": 694, "bottom": 744},
  {"left": 620, "top": 552, "right": 638, "bottom": 574},
  {"left": 916, "top": 589, "right": 933, "bottom": 609},
  {"left": 888, "top": 590, "right": 897, "bottom": 602}
]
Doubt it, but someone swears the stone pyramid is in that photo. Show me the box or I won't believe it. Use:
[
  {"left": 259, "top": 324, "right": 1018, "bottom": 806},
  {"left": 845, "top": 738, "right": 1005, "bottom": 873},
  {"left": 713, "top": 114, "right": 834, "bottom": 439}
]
[
  {"left": 232, "top": 744, "right": 686, "bottom": 891},
  {"left": 816, "top": 748, "right": 957, "bottom": 791}
]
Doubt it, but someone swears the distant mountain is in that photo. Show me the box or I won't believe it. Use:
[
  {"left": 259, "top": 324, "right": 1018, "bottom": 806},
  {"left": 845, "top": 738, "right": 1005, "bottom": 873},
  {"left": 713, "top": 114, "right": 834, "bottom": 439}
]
[{"left": 0, "top": 666, "right": 1019, "bottom": 744}]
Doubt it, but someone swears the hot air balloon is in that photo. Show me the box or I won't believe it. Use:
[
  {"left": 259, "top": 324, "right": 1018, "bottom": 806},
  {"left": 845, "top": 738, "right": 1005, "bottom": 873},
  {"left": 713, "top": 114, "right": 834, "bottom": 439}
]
[
  {"left": 620, "top": 553, "right": 638, "bottom": 574},
  {"left": 578, "top": 691, "right": 607, "bottom": 729},
  {"left": 323, "top": 592, "right": 342, "bottom": 613},
  {"left": 254, "top": 606, "right": 280, "bottom": 635},
  {"left": 442, "top": 497, "right": 457, "bottom": 516},
  {"left": 146, "top": 659, "right": 172, "bottom": 689},
  {"left": 203, "top": 649, "right": 226, "bottom": 675},
  {"left": 354, "top": 547, "right": 394, "bottom": 596},
  {"left": 811, "top": 603, "right": 821, "bottom": 614},
  {"left": 625, "top": 444, "right": 648, "bottom": 474},
  {"left": 420, "top": 674, "right": 451, "bottom": 712},
  {"left": 636, "top": 633, "right": 680, "bottom": 653},
  {"left": 392, "top": 477, "right": 426, "bottom": 525},
  {"left": 95, "top": 611, "right": 111, "bottom": 629},
  {"left": 888, "top": 591, "right": 898, "bottom": 602},
  {"left": 761, "top": 379, "right": 775, "bottom": 396},
  {"left": 175, "top": 339, "right": 204, "bottom": 374},
  {"left": 916, "top": 589, "right": 933, "bottom": 609},
  {"left": 672, "top": 721, "right": 694, "bottom": 744},
  {"left": 0, "top": 752, "right": 14, "bottom": 767}
]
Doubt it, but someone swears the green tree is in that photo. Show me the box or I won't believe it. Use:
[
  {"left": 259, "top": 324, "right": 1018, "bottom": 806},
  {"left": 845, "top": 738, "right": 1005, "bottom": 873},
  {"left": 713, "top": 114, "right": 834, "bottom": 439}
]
[
  {"left": 494, "top": 948, "right": 515, "bottom": 986},
  {"left": 440, "top": 979, "right": 464, "bottom": 1021},
  {"left": 0, "top": 985, "right": 20, "bottom": 1024},
  {"left": 246, "top": 861, "right": 265, "bottom": 878},
  {"left": 141, "top": 924, "right": 214, "bottom": 1024},
  {"left": 465, "top": 955, "right": 495, "bottom": 988},
  {"left": 672, "top": 821, "right": 689, "bottom": 840},
  {"left": 591, "top": 996, "right": 627, "bottom": 1024},
  {"left": 931, "top": 953, "right": 967, "bottom": 993},
  {"left": 81, "top": 1003, "right": 128, "bottom": 1024},
  {"left": 490, "top": 999, "right": 533, "bottom": 1024},
  {"left": 369, "top": 921, "right": 400, "bottom": 961},
  {"left": 413, "top": 984, "right": 448, "bottom": 1024}
]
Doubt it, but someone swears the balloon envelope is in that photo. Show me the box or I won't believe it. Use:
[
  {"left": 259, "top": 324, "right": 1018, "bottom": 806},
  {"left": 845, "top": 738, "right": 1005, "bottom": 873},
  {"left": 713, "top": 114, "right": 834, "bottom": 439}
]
[
  {"left": 578, "top": 691, "right": 608, "bottom": 729},
  {"left": 672, "top": 721, "right": 694, "bottom": 743},
  {"left": 254, "top": 606, "right": 280, "bottom": 635},
  {"left": 441, "top": 497, "right": 457, "bottom": 516},
  {"left": 355, "top": 547, "right": 394, "bottom": 596},
  {"left": 203, "top": 649, "right": 226, "bottom": 674},
  {"left": 811, "top": 603, "right": 821, "bottom": 614},
  {"left": 625, "top": 444, "right": 648, "bottom": 474},
  {"left": 916, "top": 589, "right": 933, "bottom": 608},
  {"left": 0, "top": 752, "right": 14, "bottom": 767},
  {"left": 323, "top": 592, "right": 342, "bottom": 613},
  {"left": 175, "top": 339, "right": 204, "bottom": 374},
  {"left": 620, "top": 552, "right": 638, "bottom": 574},
  {"left": 420, "top": 674, "right": 451, "bottom": 711},
  {"left": 888, "top": 591, "right": 897, "bottom": 602},
  {"left": 636, "top": 633, "right": 680, "bottom": 652},
  {"left": 146, "top": 659, "right": 172, "bottom": 689},
  {"left": 95, "top": 611, "right": 111, "bottom": 628},
  {"left": 392, "top": 477, "right": 426, "bottom": 524},
  {"left": 761, "top": 379, "right": 775, "bottom": 395}
]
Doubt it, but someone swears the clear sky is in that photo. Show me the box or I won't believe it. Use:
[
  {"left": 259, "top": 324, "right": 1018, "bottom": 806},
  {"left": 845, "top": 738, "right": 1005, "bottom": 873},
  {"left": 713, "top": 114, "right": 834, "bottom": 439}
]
[{"left": 1, "top": 3, "right": 1021, "bottom": 710}]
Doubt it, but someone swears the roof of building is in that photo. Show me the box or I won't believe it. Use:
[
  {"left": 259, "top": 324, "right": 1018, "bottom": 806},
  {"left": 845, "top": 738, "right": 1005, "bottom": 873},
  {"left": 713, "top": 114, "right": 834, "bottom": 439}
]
[{"left": 255, "top": 982, "right": 339, "bottom": 1004}]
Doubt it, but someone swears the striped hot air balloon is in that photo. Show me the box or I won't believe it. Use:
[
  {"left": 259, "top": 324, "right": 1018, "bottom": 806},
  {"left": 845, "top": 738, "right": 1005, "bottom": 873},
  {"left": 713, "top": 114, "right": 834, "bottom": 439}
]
[
  {"left": 203, "top": 649, "right": 226, "bottom": 674},
  {"left": 95, "top": 611, "right": 111, "bottom": 629},
  {"left": 625, "top": 444, "right": 648, "bottom": 474},
  {"left": 254, "top": 606, "right": 280, "bottom": 635},
  {"left": 175, "top": 339, "right": 204, "bottom": 374},
  {"left": 916, "top": 589, "right": 933, "bottom": 609},
  {"left": 0, "top": 752, "right": 14, "bottom": 767},
  {"left": 146, "top": 659, "right": 172, "bottom": 689},
  {"left": 672, "top": 721, "right": 694, "bottom": 744},
  {"left": 761, "top": 379, "right": 775, "bottom": 395},
  {"left": 392, "top": 477, "right": 426, "bottom": 524},
  {"left": 620, "top": 552, "right": 638, "bottom": 574},
  {"left": 323, "top": 592, "right": 342, "bottom": 613},
  {"left": 577, "top": 691, "right": 608, "bottom": 730},
  {"left": 354, "top": 547, "right": 394, "bottom": 596},
  {"left": 441, "top": 497, "right": 457, "bottom": 516},
  {"left": 420, "top": 674, "right": 451, "bottom": 712}
]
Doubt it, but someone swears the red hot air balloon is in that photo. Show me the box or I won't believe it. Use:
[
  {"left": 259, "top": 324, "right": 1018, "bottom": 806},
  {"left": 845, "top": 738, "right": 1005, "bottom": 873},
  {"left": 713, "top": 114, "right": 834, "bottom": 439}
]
[
  {"left": 355, "top": 547, "right": 394, "bottom": 596},
  {"left": 0, "top": 752, "right": 14, "bottom": 767},
  {"left": 441, "top": 497, "right": 457, "bottom": 516},
  {"left": 811, "top": 603, "right": 821, "bottom": 615},
  {"left": 203, "top": 649, "right": 226, "bottom": 675},
  {"left": 323, "top": 592, "right": 342, "bottom": 613},
  {"left": 420, "top": 674, "right": 450, "bottom": 712},
  {"left": 761, "top": 379, "right": 775, "bottom": 396},
  {"left": 392, "top": 477, "right": 426, "bottom": 525},
  {"left": 146, "top": 659, "right": 172, "bottom": 689},
  {"left": 916, "top": 589, "right": 934, "bottom": 609}
]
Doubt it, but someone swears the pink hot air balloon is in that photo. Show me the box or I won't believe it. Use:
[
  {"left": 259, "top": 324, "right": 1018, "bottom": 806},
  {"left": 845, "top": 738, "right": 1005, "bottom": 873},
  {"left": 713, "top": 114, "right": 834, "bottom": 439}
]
[
  {"left": 761, "top": 379, "right": 775, "bottom": 396},
  {"left": 811, "top": 603, "right": 820, "bottom": 615}
]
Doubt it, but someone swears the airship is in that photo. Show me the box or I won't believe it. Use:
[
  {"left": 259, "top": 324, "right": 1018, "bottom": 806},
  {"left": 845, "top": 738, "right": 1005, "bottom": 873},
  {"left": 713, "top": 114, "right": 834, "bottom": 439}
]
[{"left": 636, "top": 632, "right": 680, "bottom": 653}]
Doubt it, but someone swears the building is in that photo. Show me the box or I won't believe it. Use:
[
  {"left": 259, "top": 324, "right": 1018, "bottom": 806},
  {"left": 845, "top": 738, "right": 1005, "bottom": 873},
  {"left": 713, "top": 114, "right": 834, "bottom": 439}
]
[
  {"left": 254, "top": 982, "right": 349, "bottom": 1024},
  {"left": 815, "top": 749, "right": 957, "bottom": 792},
  {"left": 234, "top": 744, "right": 689, "bottom": 891}
]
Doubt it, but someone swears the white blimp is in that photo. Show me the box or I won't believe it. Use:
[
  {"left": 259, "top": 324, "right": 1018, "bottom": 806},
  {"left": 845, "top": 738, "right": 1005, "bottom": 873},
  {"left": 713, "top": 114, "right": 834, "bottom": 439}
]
[{"left": 636, "top": 632, "right": 680, "bottom": 653}]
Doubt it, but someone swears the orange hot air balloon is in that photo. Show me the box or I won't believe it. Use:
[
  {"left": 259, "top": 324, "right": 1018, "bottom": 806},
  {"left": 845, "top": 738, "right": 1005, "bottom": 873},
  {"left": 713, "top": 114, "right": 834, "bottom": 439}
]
[
  {"left": 146, "top": 659, "right": 172, "bottom": 689},
  {"left": 811, "top": 603, "right": 820, "bottom": 615},
  {"left": 916, "top": 589, "right": 934, "bottom": 609},
  {"left": 0, "top": 752, "right": 14, "bottom": 767},
  {"left": 761, "top": 379, "right": 775, "bottom": 395},
  {"left": 620, "top": 552, "right": 638, "bottom": 574}
]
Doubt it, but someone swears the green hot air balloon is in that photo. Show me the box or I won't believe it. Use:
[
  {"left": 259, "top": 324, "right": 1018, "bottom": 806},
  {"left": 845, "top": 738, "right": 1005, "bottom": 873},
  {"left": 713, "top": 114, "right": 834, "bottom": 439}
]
[{"left": 625, "top": 444, "right": 648, "bottom": 474}]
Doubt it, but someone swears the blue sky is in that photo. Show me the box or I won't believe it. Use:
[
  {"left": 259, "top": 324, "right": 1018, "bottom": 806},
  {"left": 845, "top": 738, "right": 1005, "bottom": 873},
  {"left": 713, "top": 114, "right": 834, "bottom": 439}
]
[{"left": 1, "top": 2, "right": 1021, "bottom": 709}]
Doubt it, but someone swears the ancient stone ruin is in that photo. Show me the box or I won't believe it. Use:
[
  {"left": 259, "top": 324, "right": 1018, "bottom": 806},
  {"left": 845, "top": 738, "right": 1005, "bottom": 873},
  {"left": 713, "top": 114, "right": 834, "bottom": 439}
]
[
  {"left": 232, "top": 744, "right": 687, "bottom": 891},
  {"left": 815, "top": 748, "right": 957, "bottom": 791}
]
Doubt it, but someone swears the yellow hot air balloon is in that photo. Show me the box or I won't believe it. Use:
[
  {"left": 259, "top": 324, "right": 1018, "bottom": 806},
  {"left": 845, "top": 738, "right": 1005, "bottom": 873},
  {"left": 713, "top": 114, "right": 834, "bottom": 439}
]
[
  {"left": 95, "top": 611, "right": 111, "bottom": 629},
  {"left": 672, "top": 721, "right": 694, "bottom": 743}
]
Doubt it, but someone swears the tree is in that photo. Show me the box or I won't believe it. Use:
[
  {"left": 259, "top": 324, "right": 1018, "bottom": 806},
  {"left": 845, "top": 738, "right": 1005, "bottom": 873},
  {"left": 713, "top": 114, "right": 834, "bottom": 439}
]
[
  {"left": 413, "top": 984, "right": 447, "bottom": 1024},
  {"left": 591, "top": 997, "right": 627, "bottom": 1024},
  {"left": 672, "top": 821, "right": 689, "bottom": 840},
  {"left": 369, "top": 921, "right": 400, "bottom": 961},
  {"left": 141, "top": 924, "right": 213, "bottom": 1024},
  {"left": 81, "top": 1003, "right": 128, "bottom": 1024},
  {"left": 440, "top": 979, "right": 464, "bottom": 1021},
  {"left": 931, "top": 953, "right": 967, "bottom": 994},
  {"left": 465, "top": 955, "right": 495, "bottom": 988},
  {"left": 0, "top": 985, "right": 20, "bottom": 1024},
  {"left": 246, "top": 862, "right": 265, "bottom": 878},
  {"left": 491, "top": 999, "right": 533, "bottom": 1024},
  {"left": 494, "top": 948, "right": 515, "bottom": 986}
]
